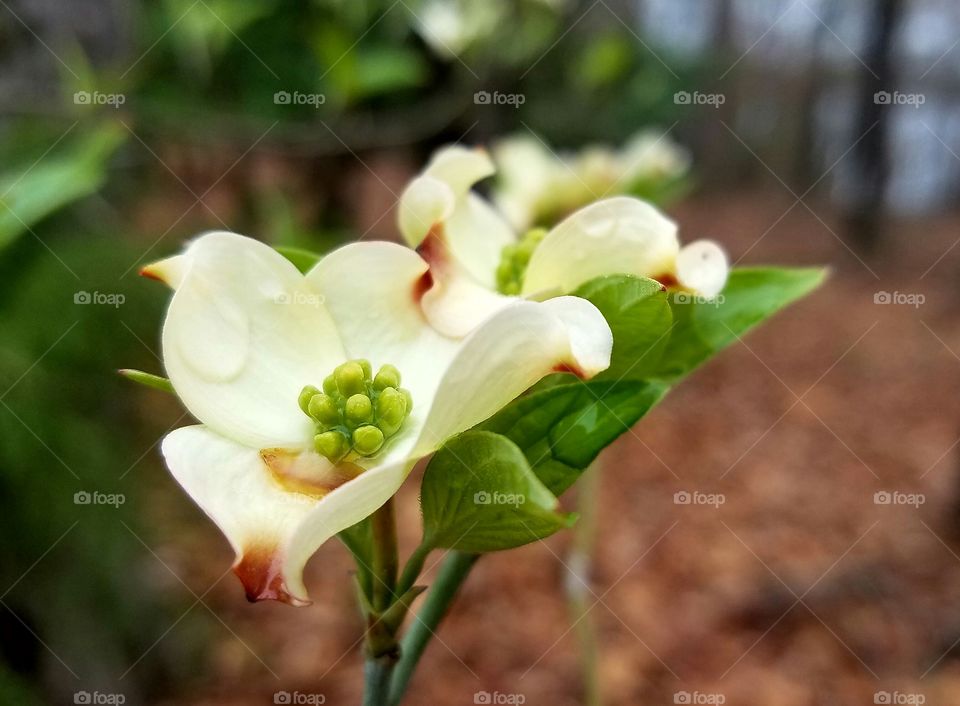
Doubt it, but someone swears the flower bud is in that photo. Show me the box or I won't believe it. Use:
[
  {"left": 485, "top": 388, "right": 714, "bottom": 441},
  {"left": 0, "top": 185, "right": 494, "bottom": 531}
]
[
  {"left": 335, "top": 362, "right": 366, "bottom": 397},
  {"left": 376, "top": 387, "right": 406, "bottom": 435},
  {"left": 308, "top": 393, "right": 341, "bottom": 427},
  {"left": 373, "top": 364, "right": 401, "bottom": 391},
  {"left": 298, "top": 385, "right": 320, "bottom": 415},
  {"left": 353, "top": 425, "right": 385, "bottom": 455},
  {"left": 315, "top": 430, "right": 349, "bottom": 462},
  {"left": 345, "top": 393, "right": 374, "bottom": 426},
  {"left": 322, "top": 374, "right": 339, "bottom": 397}
]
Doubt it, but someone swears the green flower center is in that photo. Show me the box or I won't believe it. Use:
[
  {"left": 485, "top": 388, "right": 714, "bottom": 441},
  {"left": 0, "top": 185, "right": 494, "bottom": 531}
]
[
  {"left": 495, "top": 227, "right": 548, "bottom": 295},
  {"left": 299, "top": 359, "right": 412, "bottom": 463}
]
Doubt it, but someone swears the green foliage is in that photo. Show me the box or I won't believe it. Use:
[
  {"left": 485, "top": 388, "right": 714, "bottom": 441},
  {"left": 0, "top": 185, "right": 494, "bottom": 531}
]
[
  {"left": 653, "top": 268, "right": 827, "bottom": 382},
  {"left": 420, "top": 431, "right": 571, "bottom": 552},
  {"left": 0, "top": 124, "right": 125, "bottom": 252},
  {"left": 574, "top": 275, "right": 672, "bottom": 381},
  {"left": 119, "top": 368, "right": 174, "bottom": 393},
  {"left": 482, "top": 380, "right": 667, "bottom": 496},
  {"left": 470, "top": 267, "right": 823, "bottom": 502},
  {"left": 276, "top": 246, "right": 322, "bottom": 273}
]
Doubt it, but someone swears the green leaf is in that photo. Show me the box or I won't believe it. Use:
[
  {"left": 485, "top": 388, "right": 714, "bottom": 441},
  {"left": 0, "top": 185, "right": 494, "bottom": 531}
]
[
  {"left": 653, "top": 267, "right": 827, "bottom": 382},
  {"left": 421, "top": 431, "right": 571, "bottom": 553},
  {"left": 0, "top": 124, "right": 125, "bottom": 251},
  {"left": 482, "top": 380, "right": 667, "bottom": 496},
  {"left": 118, "top": 368, "right": 174, "bottom": 394},
  {"left": 275, "top": 245, "right": 321, "bottom": 273},
  {"left": 575, "top": 275, "right": 672, "bottom": 381}
]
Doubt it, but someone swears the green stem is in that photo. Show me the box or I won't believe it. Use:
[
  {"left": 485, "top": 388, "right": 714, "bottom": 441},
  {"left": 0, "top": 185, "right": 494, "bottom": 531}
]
[
  {"left": 362, "top": 499, "right": 401, "bottom": 706},
  {"left": 567, "top": 463, "right": 602, "bottom": 706},
  {"left": 388, "top": 552, "right": 479, "bottom": 706},
  {"left": 371, "top": 497, "right": 398, "bottom": 612},
  {"left": 363, "top": 655, "right": 395, "bottom": 706}
]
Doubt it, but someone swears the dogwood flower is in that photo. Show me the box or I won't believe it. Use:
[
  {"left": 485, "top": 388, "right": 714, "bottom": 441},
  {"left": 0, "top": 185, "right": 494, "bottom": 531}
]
[
  {"left": 144, "top": 231, "right": 611, "bottom": 605},
  {"left": 398, "top": 145, "right": 726, "bottom": 338},
  {"left": 491, "top": 131, "right": 691, "bottom": 231}
]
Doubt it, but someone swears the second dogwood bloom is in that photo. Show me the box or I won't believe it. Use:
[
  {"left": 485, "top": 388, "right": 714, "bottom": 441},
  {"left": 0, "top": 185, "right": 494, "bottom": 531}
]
[{"left": 398, "top": 145, "right": 728, "bottom": 337}]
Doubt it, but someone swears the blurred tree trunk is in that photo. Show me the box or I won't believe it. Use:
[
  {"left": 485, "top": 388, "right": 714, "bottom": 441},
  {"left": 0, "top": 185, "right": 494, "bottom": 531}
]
[
  {"left": 794, "top": 0, "right": 839, "bottom": 189},
  {"left": 699, "top": 0, "right": 740, "bottom": 189},
  {"left": 841, "top": 0, "right": 903, "bottom": 252}
]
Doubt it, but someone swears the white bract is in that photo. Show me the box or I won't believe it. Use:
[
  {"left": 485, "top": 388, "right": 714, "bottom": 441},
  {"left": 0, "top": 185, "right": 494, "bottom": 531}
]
[
  {"left": 145, "top": 232, "right": 611, "bottom": 605},
  {"left": 491, "top": 131, "right": 691, "bottom": 231},
  {"left": 397, "top": 145, "right": 727, "bottom": 338}
]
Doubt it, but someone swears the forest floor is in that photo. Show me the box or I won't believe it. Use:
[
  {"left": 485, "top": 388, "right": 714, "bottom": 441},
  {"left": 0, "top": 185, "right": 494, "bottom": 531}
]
[{"left": 153, "top": 188, "right": 960, "bottom": 706}]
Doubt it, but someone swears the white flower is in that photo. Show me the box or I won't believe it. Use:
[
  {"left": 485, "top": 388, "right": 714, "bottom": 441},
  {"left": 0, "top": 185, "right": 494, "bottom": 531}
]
[
  {"left": 144, "top": 231, "right": 611, "bottom": 605},
  {"left": 398, "top": 145, "right": 726, "bottom": 338},
  {"left": 491, "top": 130, "right": 691, "bottom": 231}
]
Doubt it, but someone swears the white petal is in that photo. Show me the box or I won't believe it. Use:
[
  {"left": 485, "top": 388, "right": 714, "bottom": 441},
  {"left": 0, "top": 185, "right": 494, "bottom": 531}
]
[
  {"left": 676, "top": 239, "right": 729, "bottom": 298},
  {"left": 445, "top": 192, "right": 516, "bottom": 288},
  {"left": 420, "top": 264, "right": 515, "bottom": 338},
  {"left": 522, "top": 197, "right": 679, "bottom": 295},
  {"left": 158, "top": 231, "right": 345, "bottom": 449},
  {"left": 306, "top": 241, "right": 458, "bottom": 409},
  {"left": 414, "top": 298, "right": 612, "bottom": 453},
  {"left": 162, "top": 426, "right": 408, "bottom": 605},
  {"left": 397, "top": 175, "right": 455, "bottom": 247},
  {"left": 422, "top": 145, "right": 495, "bottom": 197},
  {"left": 398, "top": 145, "right": 513, "bottom": 281}
]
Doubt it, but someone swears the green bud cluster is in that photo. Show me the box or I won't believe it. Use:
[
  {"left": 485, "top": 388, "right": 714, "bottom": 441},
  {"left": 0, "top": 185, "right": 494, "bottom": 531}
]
[
  {"left": 299, "top": 359, "right": 413, "bottom": 463},
  {"left": 495, "top": 227, "right": 548, "bottom": 295}
]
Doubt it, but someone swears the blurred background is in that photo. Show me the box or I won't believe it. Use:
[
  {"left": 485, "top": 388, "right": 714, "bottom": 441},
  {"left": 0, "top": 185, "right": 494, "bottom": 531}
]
[{"left": 1, "top": 0, "right": 959, "bottom": 704}]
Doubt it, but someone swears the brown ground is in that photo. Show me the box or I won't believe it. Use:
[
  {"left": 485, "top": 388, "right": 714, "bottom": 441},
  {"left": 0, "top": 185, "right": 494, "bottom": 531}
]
[{"left": 146, "top": 188, "right": 960, "bottom": 706}]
